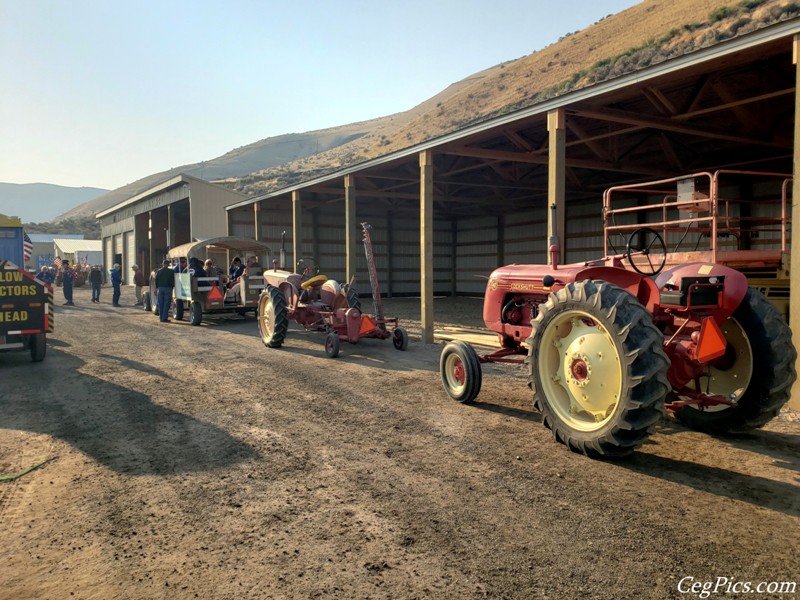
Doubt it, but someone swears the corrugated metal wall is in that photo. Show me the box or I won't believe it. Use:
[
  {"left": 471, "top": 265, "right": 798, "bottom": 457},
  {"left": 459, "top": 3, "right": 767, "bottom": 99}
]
[
  {"left": 228, "top": 205, "right": 256, "bottom": 240},
  {"left": 189, "top": 180, "right": 242, "bottom": 239},
  {"left": 230, "top": 201, "right": 456, "bottom": 297},
  {"left": 455, "top": 216, "right": 498, "bottom": 295},
  {"left": 564, "top": 199, "right": 605, "bottom": 263}
]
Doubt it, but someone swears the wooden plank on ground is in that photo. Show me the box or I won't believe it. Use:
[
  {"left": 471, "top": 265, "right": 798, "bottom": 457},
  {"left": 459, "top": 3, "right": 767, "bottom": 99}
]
[{"left": 434, "top": 326, "right": 502, "bottom": 348}]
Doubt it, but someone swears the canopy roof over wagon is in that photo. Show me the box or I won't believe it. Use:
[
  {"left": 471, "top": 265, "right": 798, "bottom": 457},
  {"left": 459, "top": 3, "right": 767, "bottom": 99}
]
[{"left": 167, "top": 236, "right": 272, "bottom": 260}]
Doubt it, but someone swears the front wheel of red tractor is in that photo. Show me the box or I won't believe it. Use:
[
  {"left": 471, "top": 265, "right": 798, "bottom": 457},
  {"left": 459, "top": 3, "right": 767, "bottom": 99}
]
[
  {"left": 676, "top": 288, "right": 796, "bottom": 434},
  {"left": 257, "top": 285, "right": 289, "bottom": 348},
  {"left": 440, "top": 341, "right": 482, "bottom": 404},
  {"left": 527, "top": 279, "right": 670, "bottom": 458}
]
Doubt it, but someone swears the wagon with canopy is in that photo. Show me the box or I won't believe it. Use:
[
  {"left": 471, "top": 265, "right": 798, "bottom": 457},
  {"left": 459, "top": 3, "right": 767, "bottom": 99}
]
[{"left": 142, "top": 236, "right": 271, "bottom": 326}]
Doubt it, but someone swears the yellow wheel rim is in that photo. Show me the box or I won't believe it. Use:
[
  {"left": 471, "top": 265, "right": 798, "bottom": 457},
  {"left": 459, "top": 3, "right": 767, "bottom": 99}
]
[
  {"left": 258, "top": 294, "right": 275, "bottom": 341},
  {"left": 538, "top": 310, "right": 623, "bottom": 432},
  {"left": 686, "top": 318, "right": 752, "bottom": 412}
]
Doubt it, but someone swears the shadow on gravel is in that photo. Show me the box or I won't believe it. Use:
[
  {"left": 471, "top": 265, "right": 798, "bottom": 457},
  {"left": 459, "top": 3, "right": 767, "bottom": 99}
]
[
  {"left": 467, "top": 402, "right": 540, "bottom": 423},
  {"left": 646, "top": 419, "right": 800, "bottom": 472},
  {"left": 445, "top": 402, "right": 799, "bottom": 516},
  {"left": 0, "top": 347, "right": 259, "bottom": 476},
  {"left": 96, "top": 353, "right": 176, "bottom": 381},
  {"left": 620, "top": 453, "right": 800, "bottom": 517},
  {"left": 725, "top": 430, "right": 800, "bottom": 473}
]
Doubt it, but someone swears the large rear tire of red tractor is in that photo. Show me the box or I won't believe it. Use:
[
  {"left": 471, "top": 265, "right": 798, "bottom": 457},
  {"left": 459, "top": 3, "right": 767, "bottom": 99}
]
[
  {"left": 527, "top": 279, "right": 670, "bottom": 458},
  {"left": 258, "top": 285, "right": 289, "bottom": 348},
  {"left": 676, "top": 288, "right": 796, "bottom": 434},
  {"left": 346, "top": 286, "right": 361, "bottom": 312},
  {"left": 440, "top": 341, "right": 482, "bottom": 404}
]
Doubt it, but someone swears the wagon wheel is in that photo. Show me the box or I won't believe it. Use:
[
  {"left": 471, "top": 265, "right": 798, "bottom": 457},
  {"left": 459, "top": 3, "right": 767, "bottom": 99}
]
[
  {"left": 676, "top": 288, "right": 796, "bottom": 433},
  {"left": 527, "top": 279, "right": 670, "bottom": 458},
  {"left": 439, "top": 341, "right": 482, "bottom": 404},
  {"left": 148, "top": 274, "right": 159, "bottom": 315},
  {"left": 258, "top": 285, "right": 289, "bottom": 348},
  {"left": 173, "top": 299, "right": 184, "bottom": 321},
  {"left": 625, "top": 227, "right": 667, "bottom": 276},
  {"left": 189, "top": 301, "right": 203, "bottom": 326}
]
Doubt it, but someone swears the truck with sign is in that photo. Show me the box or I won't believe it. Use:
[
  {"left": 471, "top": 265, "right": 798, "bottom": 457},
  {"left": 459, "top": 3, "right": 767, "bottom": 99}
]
[{"left": 0, "top": 214, "right": 53, "bottom": 361}]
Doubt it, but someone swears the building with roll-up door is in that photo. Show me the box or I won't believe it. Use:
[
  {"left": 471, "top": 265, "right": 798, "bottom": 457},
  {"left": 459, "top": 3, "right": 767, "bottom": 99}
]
[{"left": 95, "top": 174, "right": 247, "bottom": 283}]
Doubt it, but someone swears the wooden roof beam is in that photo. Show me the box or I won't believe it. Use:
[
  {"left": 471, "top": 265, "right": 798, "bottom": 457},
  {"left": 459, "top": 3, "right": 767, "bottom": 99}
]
[
  {"left": 573, "top": 106, "right": 788, "bottom": 148},
  {"left": 676, "top": 86, "right": 793, "bottom": 121},
  {"left": 441, "top": 145, "right": 670, "bottom": 176}
]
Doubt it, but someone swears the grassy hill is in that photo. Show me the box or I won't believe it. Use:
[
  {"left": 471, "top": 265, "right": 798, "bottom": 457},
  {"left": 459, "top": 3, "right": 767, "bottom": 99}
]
[
  {"left": 57, "top": 0, "right": 799, "bottom": 220},
  {"left": 0, "top": 182, "right": 108, "bottom": 223},
  {"left": 233, "top": 0, "right": 799, "bottom": 195}
]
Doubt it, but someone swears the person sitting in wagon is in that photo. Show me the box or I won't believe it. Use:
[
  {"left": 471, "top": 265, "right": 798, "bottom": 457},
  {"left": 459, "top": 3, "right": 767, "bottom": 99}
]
[
  {"left": 204, "top": 259, "right": 222, "bottom": 286},
  {"left": 228, "top": 257, "right": 243, "bottom": 282},
  {"left": 225, "top": 256, "right": 245, "bottom": 302},
  {"left": 188, "top": 257, "right": 206, "bottom": 278},
  {"left": 244, "top": 255, "right": 262, "bottom": 276}
]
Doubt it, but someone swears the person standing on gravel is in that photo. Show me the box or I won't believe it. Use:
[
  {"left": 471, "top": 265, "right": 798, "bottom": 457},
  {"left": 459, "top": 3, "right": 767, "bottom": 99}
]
[
  {"left": 155, "top": 259, "right": 174, "bottom": 323},
  {"left": 110, "top": 263, "right": 122, "bottom": 307},
  {"left": 88, "top": 265, "right": 103, "bottom": 303},
  {"left": 61, "top": 259, "right": 76, "bottom": 306},
  {"left": 132, "top": 264, "right": 145, "bottom": 306}
]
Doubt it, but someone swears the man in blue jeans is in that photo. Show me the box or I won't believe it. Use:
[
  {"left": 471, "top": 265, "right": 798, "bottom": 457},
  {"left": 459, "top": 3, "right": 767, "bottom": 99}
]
[
  {"left": 155, "top": 259, "right": 175, "bottom": 323},
  {"left": 61, "top": 259, "right": 76, "bottom": 306},
  {"left": 110, "top": 263, "right": 122, "bottom": 306}
]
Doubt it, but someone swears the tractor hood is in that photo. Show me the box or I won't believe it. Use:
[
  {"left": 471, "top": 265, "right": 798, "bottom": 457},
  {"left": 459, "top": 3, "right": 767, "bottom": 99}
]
[{"left": 263, "top": 268, "right": 303, "bottom": 290}]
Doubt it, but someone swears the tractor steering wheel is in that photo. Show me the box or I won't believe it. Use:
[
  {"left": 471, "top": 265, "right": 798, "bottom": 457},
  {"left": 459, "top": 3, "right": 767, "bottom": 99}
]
[
  {"left": 626, "top": 227, "right": 667, "bottom": 276},
  {"left": 297, "top": 257, "right": 319, "bottom": 278}
]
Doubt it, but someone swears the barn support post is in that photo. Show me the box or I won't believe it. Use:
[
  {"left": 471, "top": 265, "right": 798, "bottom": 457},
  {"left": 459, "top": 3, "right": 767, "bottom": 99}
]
[
  {"left": 253, "top": 201, "right": 261, "bottom": 241},
  {"left": 547, "top": 108, "right": 567, "bottom": 265},
  {"left": 292, "top": 191, "right": 303, "bottom": 270},
  {"left": 345, "top": 175, "right": 358, "bottom": 283},
  {"left": 420, "top": 150, "right": 434, "bottom": 343},
  {"left": 789, "top": 35, "right": 800, "bottom": 410},
  {"left": 167, "top": 204, "right": 173, "bottom": 248}
]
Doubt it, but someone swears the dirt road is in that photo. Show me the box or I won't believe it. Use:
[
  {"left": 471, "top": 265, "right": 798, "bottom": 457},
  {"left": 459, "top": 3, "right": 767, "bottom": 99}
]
[{"left": 1, "top": 286, "right": 798, "bottom": 599}]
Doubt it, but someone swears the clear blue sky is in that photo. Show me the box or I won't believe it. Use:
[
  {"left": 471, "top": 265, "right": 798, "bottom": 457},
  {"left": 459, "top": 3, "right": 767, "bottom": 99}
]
[{"left": 1, "top": 0, "right": 639, "bottom": 190}]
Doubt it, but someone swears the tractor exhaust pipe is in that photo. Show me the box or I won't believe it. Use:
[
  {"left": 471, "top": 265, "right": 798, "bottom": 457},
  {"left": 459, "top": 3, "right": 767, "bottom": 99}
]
[{"left": 549, "top": 203, "right": 561, "bottom": 269}]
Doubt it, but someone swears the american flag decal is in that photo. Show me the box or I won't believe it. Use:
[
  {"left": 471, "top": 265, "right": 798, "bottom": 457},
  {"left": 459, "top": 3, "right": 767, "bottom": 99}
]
[{"left": 23, "top": 231, "right": 33, "bottom": 263}]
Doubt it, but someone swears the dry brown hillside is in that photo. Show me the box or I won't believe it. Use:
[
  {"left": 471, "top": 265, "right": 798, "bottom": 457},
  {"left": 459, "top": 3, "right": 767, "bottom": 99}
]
[{"left": 236, "top": 0, "right": 800, "bottom": 195}]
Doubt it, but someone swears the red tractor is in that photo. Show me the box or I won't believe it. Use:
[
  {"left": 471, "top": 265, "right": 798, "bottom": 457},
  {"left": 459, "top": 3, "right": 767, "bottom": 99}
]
[
  {"left": 257, "top": 222, "right": 408, "bottom": 357},
  {"left": 440, "top": 170, "right": 796, "bottom": 458}
]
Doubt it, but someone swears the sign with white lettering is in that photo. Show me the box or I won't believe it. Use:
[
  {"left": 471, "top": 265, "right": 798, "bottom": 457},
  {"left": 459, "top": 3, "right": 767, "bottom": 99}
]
[{"left": 0, "top": 261, "right": 48, "bottom": 332}]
